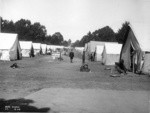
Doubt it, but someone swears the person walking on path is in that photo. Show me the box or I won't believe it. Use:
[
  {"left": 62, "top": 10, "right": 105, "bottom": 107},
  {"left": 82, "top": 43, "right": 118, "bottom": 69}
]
[{"left": 69, "top": 50, "right": 74, "bottom": 63}]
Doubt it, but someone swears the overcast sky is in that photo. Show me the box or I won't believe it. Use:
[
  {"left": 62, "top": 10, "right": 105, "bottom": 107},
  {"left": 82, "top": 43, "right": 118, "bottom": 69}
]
[{"left": 1, "top": 0, "right": 150, "bottom": 42}]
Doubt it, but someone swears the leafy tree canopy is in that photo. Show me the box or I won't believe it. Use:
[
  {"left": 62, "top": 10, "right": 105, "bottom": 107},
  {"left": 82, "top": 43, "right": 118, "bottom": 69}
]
[
  {"left": 73, "top": 22, "right": 130, "bottom": 47},
  {"left": 0, "top": 17, "right": 66, "bottom": 45}
]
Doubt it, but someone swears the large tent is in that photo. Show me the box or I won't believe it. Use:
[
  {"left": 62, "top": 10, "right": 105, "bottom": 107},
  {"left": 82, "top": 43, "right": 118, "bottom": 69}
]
[
  {"left": 86, "top": 41, "right": 106, "bottom": 53},
  {"left": 120, "top": 23, "right": 150, "bottom": 74},
  {"left": 32, "top": 43, "right": 42, "bottom": 55},
  {"left": 102, "top": 43, "right": 122, "bottom": 65},
  {"left": 41, "top": 44, "right": 47, "bottom": 54},
  {"left": 85, "top": 41, "right": 118, "bottom": 61},
  {"left": 0, "top": 33, "right": 22, "bottom": 61},
  {"left": 19, "top": 41, "right": 34, "bottom": 57},
  {"left": 86, "top": 41, "right": 118, "bottom": 54}
]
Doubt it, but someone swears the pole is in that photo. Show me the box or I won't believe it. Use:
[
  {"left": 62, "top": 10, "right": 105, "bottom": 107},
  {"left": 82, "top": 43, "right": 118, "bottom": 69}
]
[
  {"left": 133, "top": 56, "right": 135, "bottom": 73},
  {"left": 0, "top": 0, "right": 2, "bottom": 33},
  {"left": 0, "top": 16, "right": 1, "bottom": 33}
]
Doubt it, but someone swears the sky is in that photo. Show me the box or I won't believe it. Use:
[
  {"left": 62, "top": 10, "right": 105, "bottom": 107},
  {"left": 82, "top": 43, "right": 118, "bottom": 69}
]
[{"left": 0, "top": 0, "right": 150, "bottom": 42}]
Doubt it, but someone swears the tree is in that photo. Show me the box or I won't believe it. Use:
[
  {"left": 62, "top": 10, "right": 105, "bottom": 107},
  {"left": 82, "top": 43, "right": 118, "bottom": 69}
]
[
  {"left": 87, "top": 31, "right": 93, "bottom": 41},
  {"left": 77, "top": 26, "right": 117, "bottom": 47},
  {"left": 116, "top": 21, "right": 130, "bottom": 44},
  {"left": 1, "top": 18, "right": 15, "bottom": 33},
  {"left": 29, "top": 22, "right": 47, "bottom": 42},
  {"left": 67, "top": 39, "right": 71, "bottom": 46},
  {"left": 72, "top": 40, "right": 80, "bottom": 47},
  {"left": 51, "top": 32, "right": 64, "bottom": 45},
  {"left": 45, "top": 35, "right": 52, "bottom": 44},
  {"left": 1, "top": 18, "right": 48, "bottom": 43},
  {"left": 92, "top": 26, "right": 116, "bottom": 42},
  {"left": 15, "top": 19, "right": 32, "bottom": 40},
  {"left": 62, "top": 40, "right": 69, "bottom": 46}
]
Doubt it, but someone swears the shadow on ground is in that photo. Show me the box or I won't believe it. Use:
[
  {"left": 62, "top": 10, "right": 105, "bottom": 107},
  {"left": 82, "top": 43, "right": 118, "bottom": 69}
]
[{"left": 0, "top": 98, "right": 50, "bottom": 112}]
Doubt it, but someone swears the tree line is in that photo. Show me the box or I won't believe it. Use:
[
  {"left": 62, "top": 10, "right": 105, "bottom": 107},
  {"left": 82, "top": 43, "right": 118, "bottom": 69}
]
[
  {"left": 0, "top": 17, "right": 71, "bottom": 46},
  {"left": 0, "top": 17, "right": 129, "bottom": 47},
  {"left": 72, "top": 22, "right": 129, "bottom": 47}
]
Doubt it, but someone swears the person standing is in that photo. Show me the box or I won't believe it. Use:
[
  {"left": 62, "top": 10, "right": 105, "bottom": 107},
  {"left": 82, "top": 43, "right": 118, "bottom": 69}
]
[
  {"left": 69, "top": 50, "right": 74, "bottom": 63},
  {"left": 82, "top": 50, "right": 85, "bottom": 64}
]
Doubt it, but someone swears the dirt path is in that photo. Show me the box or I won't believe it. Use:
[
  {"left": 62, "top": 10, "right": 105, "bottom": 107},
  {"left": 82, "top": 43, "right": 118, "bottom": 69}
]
[
  {"left": 25, "top": 88, "right": 150, "bottom": 113},
  {"left": 0, "top": 55, "right": 150, "bottom": 99},
  {"left": 0, "top": 55, "right": 150, "bottom": 112}
]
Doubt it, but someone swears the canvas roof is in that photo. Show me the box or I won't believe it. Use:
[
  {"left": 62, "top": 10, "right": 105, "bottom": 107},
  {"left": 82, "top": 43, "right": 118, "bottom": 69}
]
[
  {"left": 33, "top": 43, "right": 41, "bottom": 49},
  {"left": 88, "top": 41, "right": 118, "bottom": 53},
  {"left": 104, "top": 43, "right": 122, "bottom": 54},
  {"left": 130, "top": 23, "right": 150, "bottom": 52},
  {"left": 75, "top": 47, "right": 84, "bottom": 51},
  {"left": 49, "top": 45, "right": 64, "bottom": 49},
  {"left": 47, "top": 45, "right": 51, "bottom": 49},
  {"left": 41, "top": 44, "right": 47, "bottom": 50},
  {"left": 0, "top": 33, "right": 18, "bottom": 50},
  {"left": 19, "top": 41, "right": 32, "bottom": 50}
]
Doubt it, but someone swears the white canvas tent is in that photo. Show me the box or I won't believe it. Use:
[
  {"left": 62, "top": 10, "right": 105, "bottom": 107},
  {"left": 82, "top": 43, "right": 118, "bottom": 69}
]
[
  {"left": 102, "top": 43, "right": 122, "bottom": 65},
  {"left": 84, "top": 43, "right": 88, "bottom": 51},
  {"left": 32, "top": 43, "right": 41, "bottom": 55},
  {"left": 19, "top": 41, "right": 34, "bottom": 57},
  {"left": 47, "top": 45, "right": 51, "bottom": 50},
  {"left": 95, "top": 45, "right": 104, "bottom": 61},
  {"left": 142, "top": 53, "right": 150, "bottom": 74},
  {"left": 41, "top": 44, "right": 47, "bottom": 54},
  {"left": 75, "top": 47, "right": 84, "bottom": 53},
  {"left": 120, "top": 23, "right": 150, "bottom": 74},
  {"left": 49, "top": 45, "right": 64, "bottom": 51},
  {"left": 0, "top": 33, "right": 22, "bottom": 61},
  {"left": 87, "top": 41, "right": 118, "bottom": 54},
  {"left": 46, "top": 45, "right": 52, "bottom": 54}
]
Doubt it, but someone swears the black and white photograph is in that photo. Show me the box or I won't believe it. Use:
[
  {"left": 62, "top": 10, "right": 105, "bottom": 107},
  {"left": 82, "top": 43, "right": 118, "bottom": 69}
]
[{"left": 0, "top": 0, "right": 150, "bottom": 112}]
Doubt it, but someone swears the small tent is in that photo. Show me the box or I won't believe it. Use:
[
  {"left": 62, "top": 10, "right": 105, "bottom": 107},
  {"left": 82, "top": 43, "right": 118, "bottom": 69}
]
[
  {"left": 49, "top": 45, "right": 64, "bottom": 51},
  {"left": 41, "top": 44, "right": 47, "bottom": 54},
  {"left": 95, "top": 45, "right": 104, "bottom": 61},
  {"left": 47, "top": 45, "right": 51, "bottom": 50},
  {"left": 75, "top": 47, "right": 84, "bottom": 53},
  {"left": 32, "top": 43, "right": 42, "bottom": 55},
  {"left": 19, "top": 41, "right": 34, "bottom": 57},
  {"left": 46, "top": 45, "right": 52, "bottom": 54},
  {"left": 120, "top": 23, "right": 150, "bottom": 74},
  {"left": 0, "top": 33, "right": 22, "bottom": 61},
  {"left": 102, "top": 43, "right": 122, "bottom": 65}
]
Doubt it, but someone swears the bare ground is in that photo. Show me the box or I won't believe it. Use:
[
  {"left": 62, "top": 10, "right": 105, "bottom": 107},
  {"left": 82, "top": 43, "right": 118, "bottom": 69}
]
[
  {"left": 0, "top": 54, "right": 150, "bottom": 100},
  {"left": 0, "top": 54, "right": 150, "bottom": 112}
]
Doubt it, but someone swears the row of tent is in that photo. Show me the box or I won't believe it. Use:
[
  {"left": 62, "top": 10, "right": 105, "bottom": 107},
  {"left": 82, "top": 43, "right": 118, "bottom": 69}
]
[
  {"left": 84, "top": 41, "right": 122, "bottom": 66},
  {"left": 77, "top": 23, "right": 150, "bottom": 74},
  {"left": 0, "top": 33, "right": 65, "bottom": 61}
]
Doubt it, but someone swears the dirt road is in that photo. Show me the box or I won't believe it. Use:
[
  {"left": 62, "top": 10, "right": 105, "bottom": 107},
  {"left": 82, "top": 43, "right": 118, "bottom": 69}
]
[{"left": 26, "top": 88, "right": 149, "bottom": 113}]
